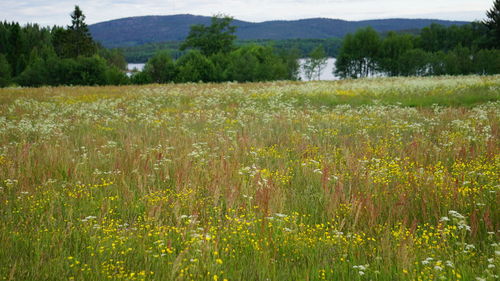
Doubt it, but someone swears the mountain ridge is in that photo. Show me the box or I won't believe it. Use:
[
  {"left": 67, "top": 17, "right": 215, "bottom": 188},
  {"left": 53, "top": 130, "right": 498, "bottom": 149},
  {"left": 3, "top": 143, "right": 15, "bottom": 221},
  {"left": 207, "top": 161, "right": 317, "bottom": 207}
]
[{"left": 89, "top": 14, "right": 469, "bottom": 48}]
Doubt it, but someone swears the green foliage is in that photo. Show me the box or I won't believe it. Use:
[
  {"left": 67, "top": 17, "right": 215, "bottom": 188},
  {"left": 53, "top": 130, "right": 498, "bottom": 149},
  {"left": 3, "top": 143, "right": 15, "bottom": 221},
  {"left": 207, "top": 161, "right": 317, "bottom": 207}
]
[
  {"left": 6, "top": 23, "right": 24, "bottom": 76},
  {"left": 0, "top": 54, "right": 11, "bottom": 87},
  {"left": 105, "top": 67, "right": 130, "bottom": 85},
  {"left": 378, "top": 32, "right": 414, "bottom": 76},
  {"left": 484, "top": 0, "right": 500, "bottom": 47},
  {"left": 16, "top": 54, "right": 127, "bottom": 87},
  {"left": 474, "top": 49, "right": 500, "bottom": 74},
  {"left": 98, "top": 48, "right": 128, "bottom": 71},
  {"left": 130, "top": 71, "right": 152, "bottom": 85},
  {"left": 175, "top": 50, "right": 214, "bottom": 83},
  {"left": 279, "top": 47, "right": 301, "bottom": 81},
  {"left": 52, "top": 7, "right": 97, "bottom": 59},
  {"left": 443, "top": 45, "right": 474, "bottom": 75},
  {"left": 0, "top": 7, "right": 129, "bottom": 87},
  {"left": 399, "top": 49, "right": 431, "bottom": 76},
  {"left": 208, "top": 52, "right": 231, "bottom": 82},
  {"left": 143, "top": 51, "right": 176, "bottom": 83},
  {"left": 225, "top": 45, "right": 290, "bottom": 82},
  {"left": 336, "top": 16, "right": 499, "bottom": 78},
  {"left": 181, "top": 15, "right": 236, "bottom": 56},
  {"left": 302, "top": 45, "right": 328, "bottom": 80},
  {"left": 335, "top": 27, "right": 381, "bottom": 78},
  {"left": 119, "top": 38, "right": 342, "bottom": 63}
]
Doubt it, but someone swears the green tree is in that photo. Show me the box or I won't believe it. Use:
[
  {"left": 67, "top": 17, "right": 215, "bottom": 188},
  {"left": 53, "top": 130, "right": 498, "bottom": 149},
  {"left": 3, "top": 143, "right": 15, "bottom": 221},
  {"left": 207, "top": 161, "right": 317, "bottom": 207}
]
[
  {"left": 181, "top": 15, "right": 237, "bottom": 56},
  {"left": 444, "top": 45, "right": 473, "bottom": 75},
  {"left": 16, "top": 56, "right": 52, "bottom": 86},
  {"left": 335, "top": 27, "right": 381, "bottom": 78},
  {"left": 143, "top": 51, "right": 176, "bottom": 83},
  {"left": 474, "top": 49, "right": 500, "bottom": 74},
  {"left": 224, "top": 45, "right": 289, "bottom": 82},
  {"left": 98, "top": 48, "right": 127, "bottom": 71},
  {"left": 484, "top": 0, "right": 500, "bottom": 47},
  {"left": 105, "top": 66, "right": 129, "bottom": 85},
  {"left": 280, "top": 47, "right": 300, "bottom": 81},
  {"left": 0, "top": 54, "right": 12, "bottom": 87},
  {"left": 378, "top": 32, "right": 414, "bottom": 76},
  {"left": 7, "top": 23, "right": 25, "bottom": 76},
  {"left": 175, "top": 50, "right": 215, "bottom": 82},
  {"left": 53, "top": 6, "right": 96, "bottom": 58},
  {"left": 0, "top": 23, "right": 8, "bottom": 54},
  {"left": 429, "top": 51, "right": 447, "bottom": 76},
  {"left": 302, "top": 45, "right": 327, "bottom": 80},
  {"left": 209, "top": 52, "right": 231, "bottom": 82},
  {"left": 399, "top": 49, "right": 432, "bottom": 76}
]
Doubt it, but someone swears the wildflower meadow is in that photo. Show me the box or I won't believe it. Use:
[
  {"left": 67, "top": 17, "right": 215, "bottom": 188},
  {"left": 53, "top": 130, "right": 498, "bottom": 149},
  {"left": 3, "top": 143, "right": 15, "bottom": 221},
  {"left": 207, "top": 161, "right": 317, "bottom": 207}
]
[{"left": 0, "top": 75, "right": 499, "bottom": 280}]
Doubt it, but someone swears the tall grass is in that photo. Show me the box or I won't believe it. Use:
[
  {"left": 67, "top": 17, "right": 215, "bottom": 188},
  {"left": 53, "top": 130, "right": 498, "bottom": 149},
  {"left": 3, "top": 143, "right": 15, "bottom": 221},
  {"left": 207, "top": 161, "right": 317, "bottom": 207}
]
[{"left": 0, "top": 75, "right": 499, "bottom": 281}]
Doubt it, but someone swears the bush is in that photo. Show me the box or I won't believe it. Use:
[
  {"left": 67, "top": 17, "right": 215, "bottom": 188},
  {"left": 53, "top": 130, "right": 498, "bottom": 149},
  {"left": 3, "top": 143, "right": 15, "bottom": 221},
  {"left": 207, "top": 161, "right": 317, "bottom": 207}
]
[
  {"left": 143, "top": 51, "right": 176, "bottom": 83},
  {"left": 474, "top": 49, "right": 500, "bottom": 74},
  {"left": 225, "top": 45, "right": 289, "bottom": 82},
  {"left": 175, "top": 50, "right": 215, "bottom": 82}
]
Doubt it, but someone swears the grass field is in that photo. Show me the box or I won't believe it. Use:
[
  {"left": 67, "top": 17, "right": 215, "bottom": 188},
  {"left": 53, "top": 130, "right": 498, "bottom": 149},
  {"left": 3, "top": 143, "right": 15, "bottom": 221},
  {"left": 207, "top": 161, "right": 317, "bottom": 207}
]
[{"left": 0, "top": 76, "right": 499, "bottom": 281}]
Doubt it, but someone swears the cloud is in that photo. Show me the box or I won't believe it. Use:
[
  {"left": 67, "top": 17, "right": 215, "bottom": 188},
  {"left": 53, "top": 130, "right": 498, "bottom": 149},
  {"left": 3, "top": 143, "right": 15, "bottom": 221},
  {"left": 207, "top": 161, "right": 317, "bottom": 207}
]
[{"left": 0, "top": 0, "right": 492, "bottom": 26}]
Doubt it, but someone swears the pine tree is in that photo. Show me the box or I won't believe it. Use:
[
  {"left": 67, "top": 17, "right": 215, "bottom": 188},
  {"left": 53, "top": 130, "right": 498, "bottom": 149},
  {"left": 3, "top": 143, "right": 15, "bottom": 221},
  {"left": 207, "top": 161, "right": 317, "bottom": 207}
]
[
  {"left": 69, "top": 6, "right": 87, "bottom": 32},
  {"left": 53, "top": 6, "right": 96, "bottom": 58},
  {"left": 484, "top": 0, "right": 500, "bottom": 47},
  {"left": 0, "top": 54, "right": 12, "bottom": 87}
]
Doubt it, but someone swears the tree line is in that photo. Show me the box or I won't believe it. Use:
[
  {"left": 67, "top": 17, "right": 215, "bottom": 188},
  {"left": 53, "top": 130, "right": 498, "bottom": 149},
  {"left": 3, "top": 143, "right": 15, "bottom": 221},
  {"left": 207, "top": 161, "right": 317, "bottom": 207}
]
[
  {"left": 120, "top": 38, "right": 342, "bottom": 63},
  {"left": 1, "top": 1, "right": 499, "bottom": 87},
  {"left": 130, "top": 15, "right": 300, "bottom": 84},
  {"left": 0, "top": 6, "right": 129, "bottom": 87},
  {"left": 335, "top": 0, "right": 500, "bottom": 78},
  {"left": 0, "top": 8, "right": 300, "bottom": 87}
]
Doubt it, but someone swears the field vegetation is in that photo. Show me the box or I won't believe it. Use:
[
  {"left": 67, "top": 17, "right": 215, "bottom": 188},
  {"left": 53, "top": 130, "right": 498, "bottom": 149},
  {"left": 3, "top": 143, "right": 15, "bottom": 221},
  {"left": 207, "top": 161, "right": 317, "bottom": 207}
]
[{"left": 0, "top": 75, "right": 499, "bottom": 280}]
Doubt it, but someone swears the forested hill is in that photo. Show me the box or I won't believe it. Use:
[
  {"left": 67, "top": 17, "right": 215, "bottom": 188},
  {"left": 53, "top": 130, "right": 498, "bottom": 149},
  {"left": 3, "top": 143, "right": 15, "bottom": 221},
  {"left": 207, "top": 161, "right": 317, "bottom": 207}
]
[{"left": 89, "top": 14, "right": 468, "bottom": 47}]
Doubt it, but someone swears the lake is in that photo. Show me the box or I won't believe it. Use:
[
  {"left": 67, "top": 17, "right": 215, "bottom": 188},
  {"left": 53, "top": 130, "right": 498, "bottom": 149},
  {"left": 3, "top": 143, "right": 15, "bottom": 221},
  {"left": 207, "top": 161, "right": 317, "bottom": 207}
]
[{"left": 128, "top": 58, "right": 339, "bottom": 81}]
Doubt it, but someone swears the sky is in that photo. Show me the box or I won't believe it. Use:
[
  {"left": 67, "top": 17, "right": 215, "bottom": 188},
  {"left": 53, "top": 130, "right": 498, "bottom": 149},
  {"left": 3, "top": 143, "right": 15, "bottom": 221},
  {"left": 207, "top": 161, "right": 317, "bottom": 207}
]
[{"left": 0, "top": 0, "right": 494, "bottom": 26}]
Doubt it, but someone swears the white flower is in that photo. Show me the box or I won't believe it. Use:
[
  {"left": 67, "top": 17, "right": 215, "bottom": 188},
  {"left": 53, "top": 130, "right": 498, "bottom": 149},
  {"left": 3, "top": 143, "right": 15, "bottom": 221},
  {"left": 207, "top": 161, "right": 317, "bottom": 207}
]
[
  {"left": 275, "top": 213, "right": 287, "bottom": 218},
  {"left": 82, "top": 215, "right": 97, "bottom": 222},
  {"left": 313, "top": 168, "right": 323, "bottom": 175},
  {"left": 448, "top": 210, "right": 465, "bottom": 220}
]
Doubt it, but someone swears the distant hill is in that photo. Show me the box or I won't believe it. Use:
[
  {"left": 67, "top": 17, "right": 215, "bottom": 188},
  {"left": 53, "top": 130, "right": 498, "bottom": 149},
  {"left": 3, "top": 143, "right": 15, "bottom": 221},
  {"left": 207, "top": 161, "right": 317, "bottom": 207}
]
[{"left": 89, "top": 14, "right": 469, "bottom": 48}]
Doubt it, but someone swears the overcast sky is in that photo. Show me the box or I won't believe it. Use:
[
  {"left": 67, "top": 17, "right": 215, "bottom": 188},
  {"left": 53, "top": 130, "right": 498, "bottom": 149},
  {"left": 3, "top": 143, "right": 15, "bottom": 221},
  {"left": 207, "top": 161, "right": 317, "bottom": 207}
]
[{"left": 1, "top": 0, "right": 494, "bottom": 26}]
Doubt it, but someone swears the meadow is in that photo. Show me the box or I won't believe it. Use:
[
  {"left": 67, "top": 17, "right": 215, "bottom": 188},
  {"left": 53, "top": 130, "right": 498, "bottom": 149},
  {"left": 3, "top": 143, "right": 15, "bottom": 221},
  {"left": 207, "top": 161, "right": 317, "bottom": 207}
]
[{"left": 0, "top": 75, "right": 499, "bottom": 281}]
